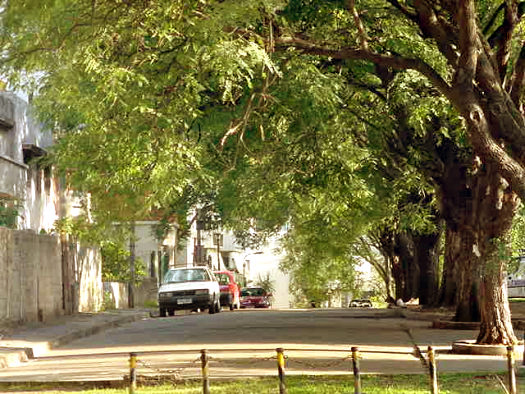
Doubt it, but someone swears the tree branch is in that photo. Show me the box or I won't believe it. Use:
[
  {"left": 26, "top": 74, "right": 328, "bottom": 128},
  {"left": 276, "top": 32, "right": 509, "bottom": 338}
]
[
  {"left": 384, "top": 0, "right": 417, "bottom": 22},
  {"left": 495, "top": 0, "right": 519, "bottom": 84},
  {"left": 347, "top": 0, "right": 368, "bottom": 51},
  {"left": 463, "top": 103, "right": 525, "bottom": 201},
  {"left": 413, "top": 0, "right": 459, "bottom": 67},
  {"left": 510, "top": 45, "right": 525, "bottom": 107},
  {"left": 456, "top": 0, "right": 478, "bottom": 90},
  {"left": 483, "top": 2, "right": 506, "bottom": 35},
  {"left": 275, "top": 36, "right": 452, "bottom": 99}
]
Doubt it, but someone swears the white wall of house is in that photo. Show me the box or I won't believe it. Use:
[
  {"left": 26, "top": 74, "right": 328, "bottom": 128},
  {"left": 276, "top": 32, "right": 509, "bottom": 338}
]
[
  {"left": 131, "top": 220, "right": 178, "bottom": 283},
  {"left": 0, "top": 93, "right": 103, "bottom": 320},
  {"left": 0, "top": 92, "right": 58, "bottom": 233},
  {"left": 134, "top": 221, "right": 161, "bottom": 276},
  {"left": 244, "top": 240, "right": 293, "bottom": 309}
]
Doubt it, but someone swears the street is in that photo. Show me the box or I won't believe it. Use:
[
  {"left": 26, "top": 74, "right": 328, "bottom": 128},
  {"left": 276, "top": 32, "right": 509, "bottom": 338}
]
[{"left": 0, "top": 308, "right": 516, "bottom": 382}]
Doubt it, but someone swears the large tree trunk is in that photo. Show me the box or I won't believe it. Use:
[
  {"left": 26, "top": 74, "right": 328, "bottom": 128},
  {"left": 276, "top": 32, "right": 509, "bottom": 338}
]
[
  {"left": 436, "top": 142, "right": 482, "bottom": 321},
  {"left": 415, "top": 230, "right": 441, "bottom": 306},
  {"left": 477, "top": 242, "right": 515, "bottom": 344},
  {"left": 453, "top": 228, "right": 481, "bottom": 322},
  {"left": 437, "top": 144, "right": 517, "bottom": 338},
  {"left": 464, "top": 164, "right": 518, "bottom": 344},
  {"left": 396, "top": 232, "right": 418, "bottom": 301},
  {"left": 379, "top": 226, "right": 440, "bottom": 305},
  {"left": 438, "top": 227, "right": 458, "bottom": 307}
]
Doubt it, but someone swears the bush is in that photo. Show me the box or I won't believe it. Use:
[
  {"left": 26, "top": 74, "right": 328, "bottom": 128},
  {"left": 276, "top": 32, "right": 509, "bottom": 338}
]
[{"left": 0, "top": 198, "right": 19, "bottom": 228}]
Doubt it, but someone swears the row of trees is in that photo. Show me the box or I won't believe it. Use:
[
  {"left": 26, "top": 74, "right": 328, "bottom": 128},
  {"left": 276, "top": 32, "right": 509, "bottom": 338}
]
[{"left": 1, "top": 0, "right": 525, "bottom": 345}]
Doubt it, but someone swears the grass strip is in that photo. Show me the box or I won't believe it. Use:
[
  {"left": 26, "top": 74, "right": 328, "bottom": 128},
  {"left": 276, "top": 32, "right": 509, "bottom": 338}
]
[{"left": 0, "top": 373, "right": 517, "bottom": 393}]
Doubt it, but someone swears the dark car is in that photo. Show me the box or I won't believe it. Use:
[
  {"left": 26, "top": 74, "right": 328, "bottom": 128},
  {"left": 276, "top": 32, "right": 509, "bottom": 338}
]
[
  {"left": 349, "top": 299, "right": 372, "bottom": 308},
  {"left": 240, "top": 287, "right": 272, "bottom": 308}
]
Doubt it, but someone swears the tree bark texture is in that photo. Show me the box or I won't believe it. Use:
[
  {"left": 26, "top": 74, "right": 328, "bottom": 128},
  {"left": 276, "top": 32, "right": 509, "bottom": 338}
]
[
  {"left": 433, "top": 137, "right": 518, "bottom": 337},
  {"left": 438, "top": 228, "right": 458, "bottom": 307},
  {"left": 451, "top": 162, "right": 518, "bottom": 343},
  {"left": 415, "top": 231, "right": 441, "bottom": 306},
  {"left": 477, "top": 243, "right": 516, "bottom": 345},
  {"left": 378, "top": 226, "right": 440, "bottom": 306}
]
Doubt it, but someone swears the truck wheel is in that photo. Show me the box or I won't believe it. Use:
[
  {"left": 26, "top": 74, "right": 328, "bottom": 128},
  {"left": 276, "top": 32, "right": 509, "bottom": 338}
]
[
  {"left": 168, "top": 308, "right": 175, "bottom": 316},
  {"left": 209, "top": 301, "right": 216, "bottom": 314},
  {"left": 159, "top": 307, "right": 167, "bottom": 317}
]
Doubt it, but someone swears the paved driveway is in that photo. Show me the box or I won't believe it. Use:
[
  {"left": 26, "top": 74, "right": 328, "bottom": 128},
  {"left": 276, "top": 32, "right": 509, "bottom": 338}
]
[{"left": 0, "top": 308, "right": 519, "bottom": 381}]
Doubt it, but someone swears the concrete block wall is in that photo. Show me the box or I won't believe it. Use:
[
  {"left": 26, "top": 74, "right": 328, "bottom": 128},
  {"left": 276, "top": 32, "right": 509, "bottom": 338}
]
[
  {"left": 77, "top": 246, "right": 103, "bottom": 312},
  {"left": 0, "top": 227, "right": 103, "bottom": 325},
  {"left": 103, "top": 282, "right": 128, "bottom": 309},
  {"left": 0, "top": 228, "right": 14, "bottom": 321},
  {"left": 104, "top": 278, "right": 158, "bottom": 309},
  {"left": 0, "top": 228, "right": 62, "bottom": 324},
  {"left": 135, "top": 277, "right": 158, "bottom": 306},
  {"left": 509, "top": 286, "right": 525, "bottom": 298}
]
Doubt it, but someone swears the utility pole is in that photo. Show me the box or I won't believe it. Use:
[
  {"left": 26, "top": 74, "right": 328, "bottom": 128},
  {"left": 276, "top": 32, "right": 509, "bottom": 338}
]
[
  {"left": 128, "top": 221, "right": 135, "bottom": 308},
  {"left": 196, "top": 209, "right": 203, "bottom": 266},
  {"left": 214, "top": 233, "right": 222, "bottom": 270}
]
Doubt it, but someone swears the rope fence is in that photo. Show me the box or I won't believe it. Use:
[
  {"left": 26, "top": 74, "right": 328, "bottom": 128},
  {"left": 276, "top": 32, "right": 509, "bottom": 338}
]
[{"left": 123, "top": 343, "right": 520, "bottom": 394}]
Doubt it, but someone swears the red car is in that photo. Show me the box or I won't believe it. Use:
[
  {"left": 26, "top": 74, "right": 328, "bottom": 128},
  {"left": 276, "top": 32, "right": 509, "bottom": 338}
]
[
  {"left": 240, "top": 287, "right": 272, "bottom": 308},
  {"left": 214, "top": 270, "right": 241, "bottom": 310}
]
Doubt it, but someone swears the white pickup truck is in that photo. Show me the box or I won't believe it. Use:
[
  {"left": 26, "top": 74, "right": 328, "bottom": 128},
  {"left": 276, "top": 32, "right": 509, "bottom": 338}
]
[{"left": 158, "top": 266, "right": 221, "bottom": 317}]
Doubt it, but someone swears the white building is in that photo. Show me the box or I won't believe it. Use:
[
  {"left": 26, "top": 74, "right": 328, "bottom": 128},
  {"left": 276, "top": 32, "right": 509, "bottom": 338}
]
[
  {"left": 0, "top": 91, "right": 104, "bottom": 317},
  {"left": 243, "top": 240, "right": 293, "bottom": 309},
  {"left": 0, "top": 92, "right": 60, "bottom": 232},
  {"left": 130, "top": 220, "right": 178, "bottom": 285}
]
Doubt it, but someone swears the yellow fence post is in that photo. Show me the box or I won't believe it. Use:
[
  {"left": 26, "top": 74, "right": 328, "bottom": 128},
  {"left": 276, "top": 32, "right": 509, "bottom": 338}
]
[
  {"left": 276, "top": 347, "right": 286, "bottom": 394},
  {"left": 201, "top": 349, "right": 210, "bottom": 394},
  {"left": 507, "top": 345, "right": 517, "bottom": 394},
  {"left": 427, "top": 346, "right": 438, "bottom": 394},
  {"left": 129, "top": 352, "right": 137, "bottom": 394},
  {"left": 351, "top": 346, "right": 361, "bottom": 394}
]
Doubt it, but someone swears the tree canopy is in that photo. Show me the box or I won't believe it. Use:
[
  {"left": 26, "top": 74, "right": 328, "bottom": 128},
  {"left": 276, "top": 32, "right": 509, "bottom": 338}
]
[{"left": 3, "top": 0, "right": 525, "bottom": 344}]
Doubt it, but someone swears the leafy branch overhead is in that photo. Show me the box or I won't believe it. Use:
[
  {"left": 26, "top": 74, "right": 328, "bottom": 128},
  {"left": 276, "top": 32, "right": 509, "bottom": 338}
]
[{"left": 2, "top": 0, "right": 525, "bottom": 344}]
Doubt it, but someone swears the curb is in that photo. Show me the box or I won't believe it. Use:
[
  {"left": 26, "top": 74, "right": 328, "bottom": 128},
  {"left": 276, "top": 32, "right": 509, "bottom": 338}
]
[
  {"left": 49, "top": 311, "right": 150, "bottom": 349},
  {"left": 0, "top": 348, "right": 28, "bottom": 368},
  {"left": 0, "top": 311, "right": 150, "bottom": 369}
]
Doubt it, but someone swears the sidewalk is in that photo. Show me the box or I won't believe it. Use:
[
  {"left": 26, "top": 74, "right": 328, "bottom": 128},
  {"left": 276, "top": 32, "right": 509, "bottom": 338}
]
[{"left": 0, "top": 309, "right": 152, "bottom": 368}]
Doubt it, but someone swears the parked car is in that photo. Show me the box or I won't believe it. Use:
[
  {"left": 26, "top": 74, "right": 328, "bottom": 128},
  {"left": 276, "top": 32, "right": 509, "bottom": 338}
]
[
  {"left": 349, "top": 299, "right": 372, "bottom": 308},
  {"left": 214, "top": 270, "right": 241, "bottom": 310},
  {"left": 240, "top": 287, "right": 272, "bottom": 308},
  {"left": 157, "top": 266, "right": 220, "bottom": 317}
]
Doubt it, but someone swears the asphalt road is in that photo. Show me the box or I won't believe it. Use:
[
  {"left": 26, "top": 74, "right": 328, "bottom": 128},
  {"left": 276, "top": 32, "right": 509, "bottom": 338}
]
[{"left": 0, "top": 308, "right": 518, "bottom": 381}]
